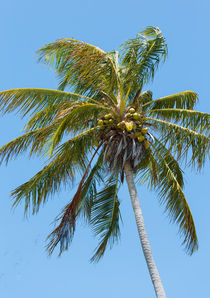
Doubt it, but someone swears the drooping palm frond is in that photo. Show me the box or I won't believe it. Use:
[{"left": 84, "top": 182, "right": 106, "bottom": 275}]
[
  {"left": 146, "top": 108, "right": 210, "bottom": 133},
  {"left": 143, "top": 91, "right": 198, "bottom": 111},
  {"left": 120, "top": 26, "right": 168, "bottom": 97},
  {"left": 78, "top": 151, "right": 105, "bottom": 221},
  {"left": 46, "top": 142, "right": 103, "bottom": 256},
  {"left": 11, "top": 127, "right": 99, "bottom": 215},
  {"left": 0, "top": 88, "right": 94, "bottom": 117},
  {"left": 90, "top": 174, "right": 121, "bottom": 262},
  {"left": 148, "top": 117, "right": 210, "bottom": 169},
  {"left": 37, "top": 39, "right": 120, "bottom": 95},
  {"left": 149, "top": 138, "right": 198, "bottom": 254}
]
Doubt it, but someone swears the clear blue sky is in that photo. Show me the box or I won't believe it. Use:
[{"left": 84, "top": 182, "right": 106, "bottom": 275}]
[{"left": 1, "top": 0, "right": 210, "bottom": 297}]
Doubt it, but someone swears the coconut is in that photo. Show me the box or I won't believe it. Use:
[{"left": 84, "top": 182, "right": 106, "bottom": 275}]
[
  {"left": 129, "top": 107, "right": 135, "bottom": 113},
  {"left": 141, "top": 127, "right": 148, "bottom": 134},
  {"left": 125, "top": 113, "right": 132, "bottom": 118},
  {"left": 104, "top": 113, "right": 112, "bottom": 120},
  {"left": 117, "top": 122, "right": 125, "bottom": 129},
  {"left": 137, "top": 135, "right": 145, "bottom": 142},
  {"left": 134, "top": 132, "right": 142, "bottom": 138},
  {"left": 125, "top": 122, "right": 133, "bottom": 132},
  {"left": 109, "top": 119, "right": 113, "bottom": 124},
  {"left": 133, "top": 123, "right": 137, "bottom": 130},
  {"left": 98, "top": 119, "right": 104, "bottom": 126},
  {"left": 133, "top": 113, "right": 141, "bottom": 120},
  {"left": 144, "top": 140, "right": 149, "bottom": 149}
]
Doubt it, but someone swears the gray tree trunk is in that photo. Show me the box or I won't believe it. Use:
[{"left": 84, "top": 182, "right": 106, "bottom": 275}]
[{"left": 124, "top": 161, "right": 166, "bottom": 298}]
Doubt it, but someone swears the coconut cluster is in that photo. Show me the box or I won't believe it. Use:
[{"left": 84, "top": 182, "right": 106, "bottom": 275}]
[{"left": 97, "top": 107, "right": 149, "bottom": 149}]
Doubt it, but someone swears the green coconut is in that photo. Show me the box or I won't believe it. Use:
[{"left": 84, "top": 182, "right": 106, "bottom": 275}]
[
  {"left": 129, "top": 107, "right": 135, "bottom": 113},
  {"left": 104, "top": 113, "right": 112, "bottom": 120},
  {"left": 133, "top": 113, "right": 141, "bottom": 120},
  {"left": 117, "top": 122, "right": 125, "bottom": 129},
  {"left": 125, "top": 113, "right": 132, "bottom": 118},
  {"left": 141, "top": 127, "right": 148, "bottom": 134},
  {"left": 109, "top": 119, "right": 114, "bottom": 124}
]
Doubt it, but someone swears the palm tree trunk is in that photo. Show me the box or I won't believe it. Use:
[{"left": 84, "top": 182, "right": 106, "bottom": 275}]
[{"left": 124, "top": 161, "right": 166, "bottom": 298}]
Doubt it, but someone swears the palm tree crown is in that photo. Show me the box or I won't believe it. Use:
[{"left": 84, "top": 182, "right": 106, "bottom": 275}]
[{"left": 0, "top": 26, "right": 209, "bottom": 264}]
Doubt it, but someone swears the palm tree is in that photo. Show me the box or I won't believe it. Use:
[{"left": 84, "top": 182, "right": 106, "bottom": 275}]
[{"left": 0, "top": 26, "right": 209, "bottom": 298}]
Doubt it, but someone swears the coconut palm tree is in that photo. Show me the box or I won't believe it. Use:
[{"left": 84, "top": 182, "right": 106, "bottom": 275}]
[{"left": 0, "top": 26, "right": 209, "bottom": 298}]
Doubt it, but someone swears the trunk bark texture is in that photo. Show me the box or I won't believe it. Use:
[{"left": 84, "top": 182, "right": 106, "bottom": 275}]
[{"left": 124, "top": 161, "right": 166, "bottom": 298}]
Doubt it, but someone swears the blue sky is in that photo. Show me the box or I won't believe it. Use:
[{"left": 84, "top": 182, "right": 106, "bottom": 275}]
[{"left": 0, "top": 0, "right": 210, "bottom": 297}]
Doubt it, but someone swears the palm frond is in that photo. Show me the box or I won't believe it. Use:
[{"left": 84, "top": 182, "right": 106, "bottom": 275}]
[
  {"left": 90, "top": 174, "right": 121, "bottom": 262},
  {"left": 150, "top": 138, "right": 198, "bottom": 254},
  {"left": 48, "top": 103, "right": 109, "bottom": 153},
  {"left": 148, "top": 117, "right": 210, "bottom": 169},
  {"left": 11, "top": 127, "right": 99, "bottom": 215},
  {"left": 46, "top": 142, "right": 103, "bottom": 256},
  {"left": 0, "top": 88, "right": 93, "bottom": 117},
  {"left": 0, "top": 124, "right": 57, "bottom": 164},
  {"left": 120, "top": 26, "right": 167, "bottom": 97},
  {"left": 143, "top": 91, "right": 198, "bottom": 111},
  {"left": 78, "top": 152, "right": 105, "bottom": 221},
  {"left": 133, "top": 90, "right": 153, "bottom": 108},
  {"left": 37, "top": 39, "right": 120, "bottom": 95},
  {"left": 146, "top": 108, "right": 210, "bottom": 133}
]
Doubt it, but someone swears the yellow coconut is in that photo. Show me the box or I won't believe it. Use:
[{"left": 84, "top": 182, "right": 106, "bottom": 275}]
[
  {"left": 117, "top": 122, "right": 125, "bottom": 129},
  {"left": 134, "top": 132, "right": 142, "bottom": 138},
  {"left": 144, "top": 140, "right": 149, "bottom": 149},
  {"left": 109, "top": 119, "right": 113, "bottom": 124},
  {"left": 98, "top": 120, "right": 104, "bottom": 126},
  {"left": 125, "top": 122, "right": 133, "bottom": 131},
  {"left": 133, "top": 123, "right": 137, "bottom": 130},
  {"left": 141, "top": 127, "right": 148, "bottom": 134},
  {"left": 137, "top": 135, "right": 145, "bottom": 142}
]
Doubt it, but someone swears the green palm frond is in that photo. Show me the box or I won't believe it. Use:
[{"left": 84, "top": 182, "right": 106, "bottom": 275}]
[
  {"left": 146, "top": 108, "right": 210, "bottom": 133},
  {"left": 150, "top": 138, "right": 198, "bottom": 254},
  {"left": 37, "top": 39, "right": 120, "bottom": 95},
  {"left": 90, "top": 174, "right": 121, "bottom": 262},
  {"left": 12, "top": 127, "right": 99, "bottom": 215},
  {"left": 148, "top": 117, "right": 210, "bottom": 169},
  {"left": 133, "top": 90, "right": 153, "bottom": 108},
  {"left": 143, "top": 91, "right": 198, "bottom": 111},
  {"left": 24, "top": 103, "right": 64, "bottom": 131},
  {"left": 48, "top": 102, "right": 109, "bottom": 153},
  {"left": 0, "top": 99, "right": 105, "bottom": 163},
  {"left": 120, "top": 26, "right": 167, "bottom": 97},
  {"left": 0, "top": 88, "right": 94, "bottom": 117},
  {"left": 0, "top": 124, "right": 57, "bottom": 163}
]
